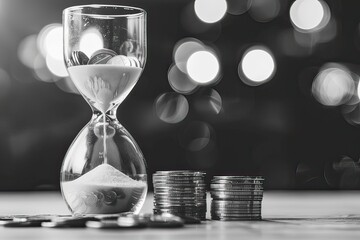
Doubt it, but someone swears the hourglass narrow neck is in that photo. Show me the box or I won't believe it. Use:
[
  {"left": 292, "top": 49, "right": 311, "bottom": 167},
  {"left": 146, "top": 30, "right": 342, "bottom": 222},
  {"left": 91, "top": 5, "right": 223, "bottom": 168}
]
[{"left": 92, "top": 108, "right": 119, "bottom": 123}]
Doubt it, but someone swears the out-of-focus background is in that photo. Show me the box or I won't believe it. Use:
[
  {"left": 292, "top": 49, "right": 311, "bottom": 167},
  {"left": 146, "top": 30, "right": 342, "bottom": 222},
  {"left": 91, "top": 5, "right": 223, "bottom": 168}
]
[{"left": 1, "top": 0, "right": 360, "bottom": 190}]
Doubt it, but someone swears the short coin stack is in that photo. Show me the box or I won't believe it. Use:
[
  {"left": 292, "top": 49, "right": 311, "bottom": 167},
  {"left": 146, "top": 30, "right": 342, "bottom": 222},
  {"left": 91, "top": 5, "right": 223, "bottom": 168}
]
[
  {"left": 153, "top": 171, "right": 206, "bottom": 220},
  {"left": 210, "top": 176, "right": 264, "bottom": 221}
]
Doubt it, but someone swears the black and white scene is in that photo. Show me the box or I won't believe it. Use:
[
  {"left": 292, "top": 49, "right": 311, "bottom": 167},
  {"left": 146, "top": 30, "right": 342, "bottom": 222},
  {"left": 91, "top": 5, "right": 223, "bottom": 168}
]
[{"left": 0, "top": 0, "right": 360, "bottom": 239}]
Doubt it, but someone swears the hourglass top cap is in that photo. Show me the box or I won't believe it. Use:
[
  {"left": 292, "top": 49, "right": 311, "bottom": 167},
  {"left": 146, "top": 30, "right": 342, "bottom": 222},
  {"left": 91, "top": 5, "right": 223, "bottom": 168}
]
[{"left": 63, "top": 4, "right": 146, "bottom": 18}]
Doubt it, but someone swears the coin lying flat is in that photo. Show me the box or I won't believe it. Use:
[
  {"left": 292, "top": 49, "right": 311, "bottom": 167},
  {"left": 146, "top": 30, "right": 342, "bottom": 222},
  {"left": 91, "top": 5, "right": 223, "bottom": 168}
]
[
  {"left": 148, "top": 214, "right": 184, "bottom": 228},
  {"left": 86, "top": 220, "right": 120, "bottom": 229}
]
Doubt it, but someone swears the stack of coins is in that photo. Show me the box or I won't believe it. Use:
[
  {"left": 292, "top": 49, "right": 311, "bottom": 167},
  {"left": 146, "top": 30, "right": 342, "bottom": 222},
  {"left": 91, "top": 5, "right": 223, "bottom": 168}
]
[
  {"left": 153, "top": 171, "right": 206, "bottom": 220},
  {"left": 210, "top": 176, "right": 264, "bottom": 221}
]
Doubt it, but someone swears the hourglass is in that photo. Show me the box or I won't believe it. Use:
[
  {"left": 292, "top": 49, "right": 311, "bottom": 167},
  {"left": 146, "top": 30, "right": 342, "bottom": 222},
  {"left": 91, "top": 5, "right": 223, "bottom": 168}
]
[{"left": 61, "top": 5, "right": 147, "bottom": 215}]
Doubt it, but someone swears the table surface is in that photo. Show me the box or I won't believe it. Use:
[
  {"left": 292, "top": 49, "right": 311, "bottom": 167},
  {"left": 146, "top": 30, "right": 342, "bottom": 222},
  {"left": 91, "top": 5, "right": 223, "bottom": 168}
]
[{"left": 0, "top": 191, "right": 360, "bottom": 239}]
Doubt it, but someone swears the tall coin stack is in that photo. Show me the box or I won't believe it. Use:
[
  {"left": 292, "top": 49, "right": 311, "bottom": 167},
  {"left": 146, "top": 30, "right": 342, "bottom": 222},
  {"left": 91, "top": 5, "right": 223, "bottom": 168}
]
[
  {"left": 210, "top": 176, "right": 264, "bottom": 221},
  {"left": 153, "top": 171, "right": 206, "bottom": 220}
]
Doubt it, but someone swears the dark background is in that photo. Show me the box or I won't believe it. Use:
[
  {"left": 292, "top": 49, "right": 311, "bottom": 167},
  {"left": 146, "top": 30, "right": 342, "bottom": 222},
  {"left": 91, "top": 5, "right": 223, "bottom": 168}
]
[{"left": 0, "top": 0, "right": 360, "bottom": 191}]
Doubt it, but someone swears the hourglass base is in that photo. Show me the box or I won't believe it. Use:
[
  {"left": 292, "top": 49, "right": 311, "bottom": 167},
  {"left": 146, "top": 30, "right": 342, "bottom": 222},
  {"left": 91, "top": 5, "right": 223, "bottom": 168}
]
[{"left": 60, "top": 112, "right": 147, "bottom": 215}]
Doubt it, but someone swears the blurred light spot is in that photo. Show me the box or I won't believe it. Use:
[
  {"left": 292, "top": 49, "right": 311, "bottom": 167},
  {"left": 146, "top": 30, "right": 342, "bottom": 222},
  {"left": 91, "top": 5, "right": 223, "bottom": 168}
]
[
  {"left": 312, "top": 66, "right": 355, "bottom": 106},
  {"left": 179, "top": 121, "right": 211, "bottom": 151},
  {"left": 290, "top": 0, "right": 330, "bottom": 32},
  {"left": 44, "top": 25, "right": 63, "bottom": 60},
  {"left": 239, "top": 47, "right": 276, "bottom": 86},
  {"left": 155, "top": 92, "right": 189, "bottom": 124},
  {"left": 46, "top": 55, "right": 68, "bottom": 78},
  {"left": 227, "top": 0, "right": 252, "bottom": 15},
  {"left": 193, "top": 88, "right": 222, "bottom": 114},
  {"left": 194, "top": 0, "right": 227, "bottom": 23},
  {"left": 168, "top": 64, "right": 198, "bottom": 95},
  {"left": 173, "top": 38, "right": 205, "bottom": 73},
  {"left": 187, "top": 50, "right": 220, "bottom": 85},
  {"left": 324, "top": 156, "right": 360, "bottom": 189},
  {"left": 249, "top": 0, "right": 280, "bottom": 23},
  {"left": 181, "top": 3, "right": 222, "bottom": 41},
  {"left": 17, "top": 35, "right": 39, "bottom": 69},
  {"left": 0, "top": 68, "right": 11, "bottom": 98},
  {"left": 37, "top": 24, "right": 60, "bottom": 57},
  {"left": 33, "top": 55, "right": 53, "bottom": 82},
  {"left": 296, "top": 162, "right": 320, "bottom": 185},
  {"left": 55, "top": 77, "right": 80, "bottom": 95},
  {"left": 79, "top": 28, "right": 104, "bottom": 57},
  {"left": 343, "top": 103, "right": 360, "bottom": 125}
]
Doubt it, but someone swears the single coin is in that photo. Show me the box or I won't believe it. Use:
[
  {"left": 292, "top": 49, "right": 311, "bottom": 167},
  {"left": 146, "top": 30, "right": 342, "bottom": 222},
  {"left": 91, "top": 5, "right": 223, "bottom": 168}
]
[
  {"left": 107, "top": 55, "right": 132, "bottom": 66},
  {"left": 155, "top": 171, "right": 206, "bottom": 176},
  {"left": 70, "top": 51, "right": 89, "bottom": 66},
  {"left": 211, "top": 179, "right": 264, "bottom": 184},
  {"left": 3, "top": 221, "right": 42, "bottom": 227},
  {"left": 88, "top": 49, "right": 117, "bottom": 65},
  {"left": 213, "top": 176, "right": 264, "bottom": 180},
  {"left": 86, "top": 220, "right": 120, "bottom": 229},
  {"left": 148, "top": 213, "right": 184, "bottom": 228},
  {"left": 128, "top": 56, "right": 141, "bottom": 67},
  {"left": 117, "top": 216, "right": 148, "bottom": 228}
]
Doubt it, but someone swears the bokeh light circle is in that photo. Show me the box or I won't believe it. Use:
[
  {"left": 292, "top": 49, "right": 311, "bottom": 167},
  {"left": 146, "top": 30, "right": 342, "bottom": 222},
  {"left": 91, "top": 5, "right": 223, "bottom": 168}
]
[
  {"left": 37, "top": 24, "right": 61, "bottom": 58},
  {"left": 173, "top": 38, "right": 205, "bottom": 73},
  {"left": 187, "top": 50, "right": 220, "bottom": 85},
  {"left": 226, "top": 0, "right": 252, "bottom": 15},
  {"left": 312, "top": 66, "right": 355, "bottom": 106},
  {"left": 290, "top": 0, "right": 326, "bottom": 31},
  {"left": 239, "top": 47, "right": 276, "bottom": 86},
  {"left": 249, "top": 0, "right": 281, "bottom": 23},
  {"left": 193, "top": 88, "right": 222, "bottom": 114},
  {"left": 44, "top": 25, "right": 63, "bottom": 60},
  {"left": 79, "top": 28, "right": 104, "bottom": 57},
  {"left": 168, "top": 64, "right": 198, "bottom": 95},
  {"left": 194, "top": 0, "right": 227, "bottom": 23},
  {"left": 18, "top": 35, "right": 39, "bottom": 69},
  {"left": 179, "top": 121, "right": 212, "bottom": 152},
  {"left": 46, "top": 55, "right": 68, "bottom": 77},
  {"left": 155, "top": 92, "right": 189, "bottom": 124}
]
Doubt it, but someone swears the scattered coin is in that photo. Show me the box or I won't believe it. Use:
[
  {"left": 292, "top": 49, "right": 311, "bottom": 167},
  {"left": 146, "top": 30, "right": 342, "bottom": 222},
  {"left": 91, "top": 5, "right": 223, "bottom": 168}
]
[{"left": 148, "top": 213, "right": 184, "bottom": 228}]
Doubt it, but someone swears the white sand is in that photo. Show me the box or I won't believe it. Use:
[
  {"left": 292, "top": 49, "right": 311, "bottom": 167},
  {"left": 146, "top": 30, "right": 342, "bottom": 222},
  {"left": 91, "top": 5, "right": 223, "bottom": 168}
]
[{"left": 67, "top": 163, "right": 146, "bottom": 188}]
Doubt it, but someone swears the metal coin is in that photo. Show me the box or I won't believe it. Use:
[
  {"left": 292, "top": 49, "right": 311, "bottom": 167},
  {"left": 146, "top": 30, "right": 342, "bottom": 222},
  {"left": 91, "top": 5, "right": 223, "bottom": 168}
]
[
  {"left": 211, "top": 179, "right": 264, "bottom": 185},
  {"left": 107, "top": 55, "right": 132, "bottom": 66},
  {"left": 211, "top": 216, "right": 262, "bottom": 221},
  {"left": 117, "top": 215, "right": 148, "bottom": 228},
  {"left": 86, "top": 220, "right": 120, "bottom": 229},
  {"left": 128, "top": 56, "right": 141, "bottom": 67},
  {"left": 154, "top": 184, "right": 206, "bottom": 188},
  {"left": 70, "top": 51, "right": 89, "bottom": 66},
  {"left": 210, "top": 184, "right": 263, "bottom": 190},
  {"left": 210, "top": 190, "right": 263, "bottom": 195},
  {"left": 3, "top": 221, "right": 42, "bottom": 227},
  {"left": 148, "top": 213, "right": 184, "bottom": 228},
  {"left": 210, "top": 195, "right": 263, "bottom": 200},
  {"left": 213, "top": 176, "right": 264, "bottom": 180},
  {"left": 155, "top": 171, "right": 206, "bottom": 176},
  {"left": 210, "top": 184, "right": 264, "bottom": 188},
  {"left": 88, "top": 49, "right": 117, "bottom": 65}
]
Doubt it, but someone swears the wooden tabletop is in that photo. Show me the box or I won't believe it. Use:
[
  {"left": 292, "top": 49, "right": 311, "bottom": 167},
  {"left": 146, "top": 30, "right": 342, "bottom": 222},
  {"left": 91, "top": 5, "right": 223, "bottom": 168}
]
[{"left": 0, "top": 191, "right": 360, "bottom": 239}]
